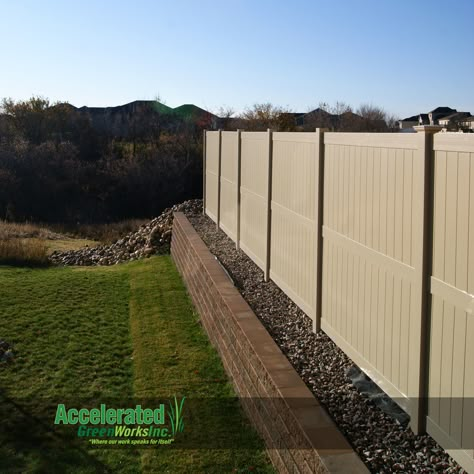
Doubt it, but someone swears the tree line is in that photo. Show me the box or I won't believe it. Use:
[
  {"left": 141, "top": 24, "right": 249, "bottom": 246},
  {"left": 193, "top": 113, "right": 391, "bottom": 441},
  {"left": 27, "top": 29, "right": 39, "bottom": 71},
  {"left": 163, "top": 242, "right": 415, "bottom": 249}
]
[
  {"left": 0, "top": 97, "right": 204, "bottom": 223},
  {"left": 218, "top": 101, "right": 399, "bottom": 132},
  {"left": 0, "top": 97, "right": 398, "bottom": 224}
]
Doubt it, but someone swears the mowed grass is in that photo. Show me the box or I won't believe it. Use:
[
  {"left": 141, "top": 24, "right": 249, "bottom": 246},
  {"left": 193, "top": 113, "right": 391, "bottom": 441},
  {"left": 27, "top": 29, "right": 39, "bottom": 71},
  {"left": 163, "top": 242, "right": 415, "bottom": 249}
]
[
  {"left": 0, "top": 263, "right": 138, "bottom": 473},
  {"left": 0, "top": 256, "right": 274, "bottom": 474}
]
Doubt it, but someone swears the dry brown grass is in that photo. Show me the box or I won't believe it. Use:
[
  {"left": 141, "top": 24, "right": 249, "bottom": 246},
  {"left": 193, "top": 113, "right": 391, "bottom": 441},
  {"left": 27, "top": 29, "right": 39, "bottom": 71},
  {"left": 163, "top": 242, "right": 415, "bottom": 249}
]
[
  {"left": 41, "top": 238, "right": 99, "bottom": 254},
  {"left": 0, "top": 238, "right": 49, "bottom": 266},
  {"left": 0, "top": 218, "right": 148, "bottom": 253},
  {"left": 60, "top": 219, "right": 149, "bottom": 244},
  {"left": 0, "top": 220, "right": 66, "bottom": 240}
]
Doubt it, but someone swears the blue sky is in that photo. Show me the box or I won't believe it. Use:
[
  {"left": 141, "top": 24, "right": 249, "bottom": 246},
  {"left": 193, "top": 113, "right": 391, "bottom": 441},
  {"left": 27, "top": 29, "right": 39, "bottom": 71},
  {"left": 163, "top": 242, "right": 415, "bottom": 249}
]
[{"left": 1, "top": 0, "right": 473, "bottom": 119}]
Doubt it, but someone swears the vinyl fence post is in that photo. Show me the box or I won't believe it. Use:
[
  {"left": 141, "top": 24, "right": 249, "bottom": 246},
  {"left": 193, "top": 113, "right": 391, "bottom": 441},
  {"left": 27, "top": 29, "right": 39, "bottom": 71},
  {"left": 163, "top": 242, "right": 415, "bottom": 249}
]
[
  {"left": 314, "top": 128, "right": 327, "bottom": 332},
  {"left": 264, "top": 128, "right": 273, "bottom": 282},
  {"left": 236, "top": 129, "right": 242, "bottom": 250},
  {"left": 411, "top": 124, "right": 441, "bottom": 434},
  {"left": 202, "top": 129, "right": 207, "bottom": 216},
  {"left": 216, "top": 129, "right": 222, "bottom": 231}
]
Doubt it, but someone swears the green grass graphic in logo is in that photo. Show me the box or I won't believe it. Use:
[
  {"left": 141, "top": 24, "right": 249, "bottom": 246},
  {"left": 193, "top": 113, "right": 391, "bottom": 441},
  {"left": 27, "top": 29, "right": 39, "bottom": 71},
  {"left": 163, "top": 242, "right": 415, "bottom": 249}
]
[{"left": 168, "top": 396, "right": 185, "bottom": 436}]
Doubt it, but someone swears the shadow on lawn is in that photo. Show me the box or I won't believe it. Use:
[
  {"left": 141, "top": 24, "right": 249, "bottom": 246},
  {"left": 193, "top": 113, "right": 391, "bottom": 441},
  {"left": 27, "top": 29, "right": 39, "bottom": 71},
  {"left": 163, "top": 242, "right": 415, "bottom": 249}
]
[{"left": 0, "top": 389, "right": 112, "bottom": 473}]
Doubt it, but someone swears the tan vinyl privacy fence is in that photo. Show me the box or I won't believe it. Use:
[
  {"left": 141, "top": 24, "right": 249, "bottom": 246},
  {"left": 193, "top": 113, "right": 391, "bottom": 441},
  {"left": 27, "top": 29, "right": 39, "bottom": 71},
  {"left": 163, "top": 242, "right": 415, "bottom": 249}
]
[
  {"left": 427, "top": 134, "right": 474, "bottom": 470},
  {"left": 203, "top": 128, "right": 474, "bottom": 473},
  {"left": 321, "top": 132, "right": 427, "bottom": 425}
]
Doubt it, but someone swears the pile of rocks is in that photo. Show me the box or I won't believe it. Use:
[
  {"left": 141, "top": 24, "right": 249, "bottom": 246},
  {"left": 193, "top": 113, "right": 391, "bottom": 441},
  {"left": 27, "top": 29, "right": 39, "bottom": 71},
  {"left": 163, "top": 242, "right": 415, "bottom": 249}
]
[{"left": 50, "top": 199, "right": 202, "bottom": 266}]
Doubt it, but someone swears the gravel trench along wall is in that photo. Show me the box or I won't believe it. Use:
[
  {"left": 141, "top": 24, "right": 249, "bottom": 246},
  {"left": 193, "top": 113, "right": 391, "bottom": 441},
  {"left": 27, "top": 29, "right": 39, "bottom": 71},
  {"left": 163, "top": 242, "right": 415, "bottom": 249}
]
[{"left": 171, "top": 212, "right": 368, "bottom": 474}]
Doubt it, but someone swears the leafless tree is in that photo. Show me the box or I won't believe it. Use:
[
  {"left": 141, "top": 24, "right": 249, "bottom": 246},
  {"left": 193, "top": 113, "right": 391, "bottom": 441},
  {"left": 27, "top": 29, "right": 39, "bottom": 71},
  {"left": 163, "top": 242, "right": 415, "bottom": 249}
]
[
  {"left": 238, "top": 103, "right": 296, "bottom": 131},
  {"left": 216, "top": 106, "right": 236, "bottom": 130},
  {"left": 357, "top": 103, "right": 395, "bottom": 132}
]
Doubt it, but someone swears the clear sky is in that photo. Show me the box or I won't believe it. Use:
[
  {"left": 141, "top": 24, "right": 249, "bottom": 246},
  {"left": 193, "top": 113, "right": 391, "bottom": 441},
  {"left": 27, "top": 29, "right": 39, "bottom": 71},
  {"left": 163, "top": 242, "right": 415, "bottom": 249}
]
[{"left": 1, "top": 0, "right": 473, "bottom": 119}]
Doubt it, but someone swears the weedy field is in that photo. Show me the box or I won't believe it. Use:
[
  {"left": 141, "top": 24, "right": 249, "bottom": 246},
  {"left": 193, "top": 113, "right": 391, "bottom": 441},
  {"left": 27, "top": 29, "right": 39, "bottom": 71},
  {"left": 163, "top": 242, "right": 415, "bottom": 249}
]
[
  {"left": 0, "top": 220, "right": 98, "bottom": 266},
  {"left": 0, "top": 256, "right": 274, "bottom": 473}
]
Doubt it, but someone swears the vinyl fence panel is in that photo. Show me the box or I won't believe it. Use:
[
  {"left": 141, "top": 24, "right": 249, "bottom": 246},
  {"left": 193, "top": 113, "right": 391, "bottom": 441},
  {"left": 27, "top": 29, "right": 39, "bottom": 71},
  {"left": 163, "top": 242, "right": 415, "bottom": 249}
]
[
  {"left": 427, "top": 134, "right": 474, "bottom": 472},
  {"left": 320, "top": 133, "right": 425, "bottom": 428},
  {"left": 239, "top": 131, "right": 271, "bottom": 272},
  {"left": 205, "top": 131, "right": 220, "bottom": 221},
  {"left": 270, "top": 131, "right": 323, "bottom": 327},
  {"left": 219, "top": 131, "right": 239, "bottom": 242}
]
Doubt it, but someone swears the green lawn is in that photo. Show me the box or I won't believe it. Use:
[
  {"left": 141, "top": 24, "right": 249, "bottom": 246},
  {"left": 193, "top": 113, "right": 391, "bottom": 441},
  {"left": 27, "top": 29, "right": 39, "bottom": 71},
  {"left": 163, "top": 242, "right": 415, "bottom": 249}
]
[{"left": 0, "top": 256, "right": 274, "bottom": 474}]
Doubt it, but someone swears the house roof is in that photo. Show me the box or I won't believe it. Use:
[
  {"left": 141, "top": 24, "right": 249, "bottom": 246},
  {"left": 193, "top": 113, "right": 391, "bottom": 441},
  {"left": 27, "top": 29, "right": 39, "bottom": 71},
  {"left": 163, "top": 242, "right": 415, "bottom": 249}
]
[
  {"left": 439, "top": 112, "right": 471, "bottom": 121},
  {"left": 400, "top": 115, "right": 419, "bottom": 122},
  {"left": 173, "top": 104, "right": 217, "bottom": 119},
  {"left": 429, "top": 107, "right": 457, "bottom": 114},
  {"left": 340, "top": 111, "right": 362, "bottom": 119},
  {"left": 297, "top": 108, "right": 334, "bottom": 126},
  {"left": 282, "top": 112, "right": 305, "bottom": 118},
  {"left": 438, "top": 113, "right": 457, "bottom": 121},
  {"left": 305, "top": 108, "right": 334, "bottom": 117}
]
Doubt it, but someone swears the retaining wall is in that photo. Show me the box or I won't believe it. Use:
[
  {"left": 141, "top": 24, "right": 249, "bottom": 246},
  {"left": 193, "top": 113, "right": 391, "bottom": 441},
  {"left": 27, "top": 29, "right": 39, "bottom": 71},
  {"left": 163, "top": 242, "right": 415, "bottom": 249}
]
[{"left": 171, "top": 212, "right": 368, "bottom": 474}]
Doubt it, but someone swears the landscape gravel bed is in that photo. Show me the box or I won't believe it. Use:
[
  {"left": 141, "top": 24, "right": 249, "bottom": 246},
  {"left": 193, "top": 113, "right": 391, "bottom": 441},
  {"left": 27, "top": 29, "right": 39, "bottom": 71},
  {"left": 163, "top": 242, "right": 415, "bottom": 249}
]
[{"left": 187, "top": 213, "right": 463, "bottom": 474}]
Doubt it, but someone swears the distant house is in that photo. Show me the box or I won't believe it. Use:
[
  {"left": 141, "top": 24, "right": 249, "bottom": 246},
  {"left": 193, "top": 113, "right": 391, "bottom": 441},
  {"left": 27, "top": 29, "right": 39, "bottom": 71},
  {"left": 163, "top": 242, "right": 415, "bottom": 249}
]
[
  {"left": 297, "top": 108, "right": 333, "bottom": 128},
  {"left": 418, "top": 114, "right": 430, "bottom": 125},
  {"left": 173, "top": 104, "right": 219, "bottom": 129},
  {"left": 297, "top": 108, "right": 372, "bottom": 131},
  {"left": 428, "top": 106, "right": 457, "bottom": 125},
  {"left": 438, "top": 112, "right": 471, "bottom": 128},
  {"left": 75, "top": 100, "right": 220, "bottom": 135},
  {"left": 398, "top": 113, "right": 428, "bottom": 130},
  {"left": 459, "top": 116, "right": 474, "bottom": 131},
  {"left": 399, "top": 115, "right": 419, "bottom": 129},
  {"left": 399, "top": 107, "right": 472, "bottom": 132}
]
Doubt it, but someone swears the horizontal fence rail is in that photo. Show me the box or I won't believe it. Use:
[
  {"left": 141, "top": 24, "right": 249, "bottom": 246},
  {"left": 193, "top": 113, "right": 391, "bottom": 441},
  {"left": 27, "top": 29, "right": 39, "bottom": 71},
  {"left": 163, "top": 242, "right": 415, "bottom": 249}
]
[{"left": 203, "top": 128, "right": 474, "bottom": 473}]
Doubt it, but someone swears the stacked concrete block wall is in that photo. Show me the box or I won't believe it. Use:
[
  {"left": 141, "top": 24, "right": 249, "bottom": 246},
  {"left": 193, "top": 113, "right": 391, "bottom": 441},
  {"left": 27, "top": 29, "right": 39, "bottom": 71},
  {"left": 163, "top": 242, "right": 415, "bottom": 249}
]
[{"left": 171, "top": 212, "right": 368, "bottom": 474}]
